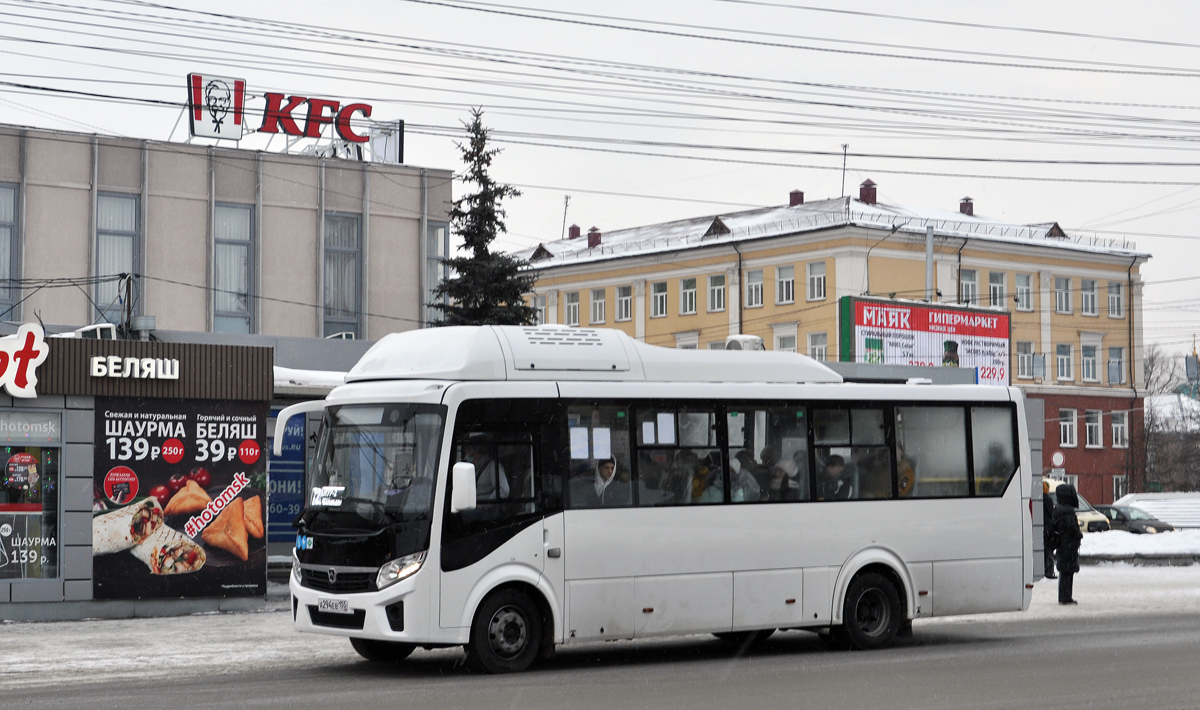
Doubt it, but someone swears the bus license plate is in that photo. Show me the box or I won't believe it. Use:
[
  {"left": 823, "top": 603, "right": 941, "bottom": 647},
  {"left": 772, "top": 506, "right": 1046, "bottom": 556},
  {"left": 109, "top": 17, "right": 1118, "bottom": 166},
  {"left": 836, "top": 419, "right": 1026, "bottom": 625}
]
[{"left": 318, "top": 597, "right": 351, "bottom": 615}]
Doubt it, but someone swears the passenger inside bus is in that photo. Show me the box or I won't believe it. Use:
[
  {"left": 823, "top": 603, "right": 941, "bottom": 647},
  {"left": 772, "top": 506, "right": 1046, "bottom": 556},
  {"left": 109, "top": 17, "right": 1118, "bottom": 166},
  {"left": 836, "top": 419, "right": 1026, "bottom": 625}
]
[
  {"left": 767, "top": 457, "right": 804, "bottom": 502},
  {"left": 461, "top": 443, "right": 510, "bottom": 501},
  {"left": 569, "top": 458, "right": 631, "bottom": 508},
  {"left": 816, "top": 453, "right": 853, "bottom": 500},
  {"left": 729, "top": 457, "right": 762, "bottom": 502}
]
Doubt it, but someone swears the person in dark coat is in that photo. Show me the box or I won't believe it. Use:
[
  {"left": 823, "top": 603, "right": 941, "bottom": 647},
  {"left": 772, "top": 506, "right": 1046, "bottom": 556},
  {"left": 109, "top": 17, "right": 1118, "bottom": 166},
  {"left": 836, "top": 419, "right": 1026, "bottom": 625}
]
[
  {"left": 1042, "top": 481, "right": 1058, "bottom": 579},
  {"left": 1051, "top": 484, "right": 1083, "bottom": 604}
]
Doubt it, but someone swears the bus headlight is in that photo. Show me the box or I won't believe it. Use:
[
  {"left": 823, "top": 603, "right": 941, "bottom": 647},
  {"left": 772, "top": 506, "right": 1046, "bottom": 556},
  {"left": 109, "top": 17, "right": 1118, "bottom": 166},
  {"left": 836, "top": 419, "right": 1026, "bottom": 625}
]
[
  {"left": 292, "top": 550, "right": 301, "bottom": 583},
  {"left": 377, "top": 551, "right": 426, "bottom": 590}
]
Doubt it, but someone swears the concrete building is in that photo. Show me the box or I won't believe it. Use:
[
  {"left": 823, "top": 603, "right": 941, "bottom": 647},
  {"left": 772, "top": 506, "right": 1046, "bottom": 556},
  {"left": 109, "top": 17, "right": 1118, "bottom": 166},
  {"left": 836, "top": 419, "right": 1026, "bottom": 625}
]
[
  {"left": 518, "top": 181, "right": 1150, "bottom": 504},
  {"left": 0, "top": 123, "right": 452, "bottom": 339}
]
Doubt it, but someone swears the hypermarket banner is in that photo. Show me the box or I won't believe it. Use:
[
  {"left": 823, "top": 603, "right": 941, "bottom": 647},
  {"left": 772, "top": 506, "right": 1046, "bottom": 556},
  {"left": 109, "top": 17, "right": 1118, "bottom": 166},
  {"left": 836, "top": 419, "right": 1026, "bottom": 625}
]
[
  {"left": 92, "top": 397, "right": 268, "bottom": 600},
  {"left": 838, "top": 296, "right": 1011, "bottom": 386}
]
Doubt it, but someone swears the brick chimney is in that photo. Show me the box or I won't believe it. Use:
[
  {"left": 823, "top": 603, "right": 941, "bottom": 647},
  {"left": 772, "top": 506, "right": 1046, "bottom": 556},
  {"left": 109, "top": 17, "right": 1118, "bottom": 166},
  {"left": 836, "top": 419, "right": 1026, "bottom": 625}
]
[
  {"left": 859, "top": 179, "right": 877, "bottom": 205},
  {"left": 959, "top": 197, "right": 974, "bottom": 216},
  {"left": 568, "top": 224, "right": 581, "bottom": 239},
  {"left": 587, "top": 227, "right": 602, "bottom": 248},
  {"left": 789, "top": 189, "right": 804, "bottom": 206}
]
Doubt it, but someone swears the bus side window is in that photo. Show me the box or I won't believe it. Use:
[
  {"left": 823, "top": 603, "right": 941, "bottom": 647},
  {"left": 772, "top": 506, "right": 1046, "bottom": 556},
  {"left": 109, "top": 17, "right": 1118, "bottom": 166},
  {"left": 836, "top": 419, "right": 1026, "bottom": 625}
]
[
  {"left": 813, "top": 408, "right": 890, "bottom": 501},
  {"left": 895, "top": 407, "right": 969, "bottom": 498},
  {"left": 636, "top": 407, "right": 722, "bottom": 506},
  {"left": 972, "top": 407, "right": 1016, "bottom": 496},
  {"left": 566, "top": 404, "right": 633, "bottom": 509},
  {"left": 727, "top": 406, "right": 806, "bottom": 503}
]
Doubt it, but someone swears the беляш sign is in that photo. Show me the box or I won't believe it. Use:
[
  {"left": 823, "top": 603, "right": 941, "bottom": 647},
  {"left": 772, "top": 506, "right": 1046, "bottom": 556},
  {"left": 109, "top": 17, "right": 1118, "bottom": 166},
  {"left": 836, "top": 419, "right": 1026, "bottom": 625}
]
[
  {"left": 90, "top": 356, "right": 180, "bottom": 380},
  {"left": 187, "top": 73, "right": 372, "bottom": 143}
]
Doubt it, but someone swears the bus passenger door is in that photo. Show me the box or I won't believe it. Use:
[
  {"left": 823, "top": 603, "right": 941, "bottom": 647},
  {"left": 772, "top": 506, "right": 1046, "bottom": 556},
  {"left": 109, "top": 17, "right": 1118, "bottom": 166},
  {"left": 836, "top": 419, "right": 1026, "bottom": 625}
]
[
  {"left": 541, "top": 512, "right": 566, "bottom": 642},
  {"left": 439, "top": 426, "right": 546, "bottom": 630}
]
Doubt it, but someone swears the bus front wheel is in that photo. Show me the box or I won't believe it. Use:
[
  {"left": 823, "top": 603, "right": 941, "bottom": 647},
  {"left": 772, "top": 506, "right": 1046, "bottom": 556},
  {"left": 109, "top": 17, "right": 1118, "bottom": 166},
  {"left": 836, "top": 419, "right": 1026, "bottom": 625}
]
[
  {"left": 834, "top": 572, "right": 902, "bottom": 650},
  {"left": 350, "top": 638, "right": 416, "bottom": 663},
  {"left": 466, "top": 588, "right": 543, "bottom": 673}
]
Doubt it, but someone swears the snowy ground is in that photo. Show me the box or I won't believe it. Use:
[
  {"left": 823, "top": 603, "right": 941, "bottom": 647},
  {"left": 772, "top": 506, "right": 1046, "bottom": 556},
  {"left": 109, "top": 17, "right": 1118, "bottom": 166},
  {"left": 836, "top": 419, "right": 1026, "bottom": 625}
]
[
  {"left": 3, "top": 564, "right": 1200, "bottom": 691},
  {"left": 1080, "top": 528, "right": 1200, "bottom": 556}
]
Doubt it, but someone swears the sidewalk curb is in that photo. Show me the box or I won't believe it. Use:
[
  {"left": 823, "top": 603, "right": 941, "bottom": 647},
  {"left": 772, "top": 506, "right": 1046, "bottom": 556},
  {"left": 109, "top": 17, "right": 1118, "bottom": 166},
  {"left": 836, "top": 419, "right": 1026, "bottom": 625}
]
[{"left": 1082, "top": 554, "right": 1199, "bottom": 567}]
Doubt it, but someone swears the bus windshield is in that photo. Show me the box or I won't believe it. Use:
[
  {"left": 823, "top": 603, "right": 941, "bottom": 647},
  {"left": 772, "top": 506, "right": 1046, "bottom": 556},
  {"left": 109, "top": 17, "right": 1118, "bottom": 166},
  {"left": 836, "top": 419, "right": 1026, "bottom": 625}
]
[{"left": 310, "top": 404, "right": 445, "bottom": 521}]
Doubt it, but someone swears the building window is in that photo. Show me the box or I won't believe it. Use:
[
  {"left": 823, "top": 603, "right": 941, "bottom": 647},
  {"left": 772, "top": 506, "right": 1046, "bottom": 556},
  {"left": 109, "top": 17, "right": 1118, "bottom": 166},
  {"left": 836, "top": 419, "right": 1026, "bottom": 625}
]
[
  {"left": 213, "top": 203, "right": 254, "bottom": 334},
  {"left": 680, "top": 278, "right": 697, "bottom": 315},
  {"left": 1056, "top": 343, "right": 1073, "bottom": 381},
  {"left": 0, "top": 412, "right": 62, "bottom": 582},
  {"left": 1081, "top": 345, "right": 1098, "bottom": 382},
  {"left": 708, "top": 274, "right": 726, "bottom": 312},
  {"left": 745, "top": 269, "right": 763, "bottom": 308},
  {"left": 425, "top": 221, "right": 449, "bottom": 326},
  {"left": 532, "top": 295, "right": 546, "bottom": 325},
  {"left": 0, "top": 183, "right": 16, "bottom": 313},
  {"left": 616, "top": 286, "right": 632, "bottom": 322},
  {"left": 708, "top": 341, "right": 725, "bottom": 350},
  {"left": 1055, "top": 277, "right": 1072, "bottom": 314},
  {"left": 1081, "top": 279, "right": 1098, "bottom": 316},
  {"left": 96, "top": 193, "right": 140, "bottom": 325},
  {"left": 1112, "top": 412, "right": 1129, "bottom": 449},
  {"left": 590, "top": 288, "right": 606, "bottom": 324},
  {"left": 1113, "top": 474, "right": 1128, "bottom": 500},
  {"left": 807, "top": 261, "right": 826, "bottom": 301},
  {"left": 651, "top": 281, "right": 667, "bottom": 318},
  {"left": 1108, "top": 282, "right": 1125, "bottom": 317},
  {"left": 324, "top": 212, "right": 361, "bottom": 338},
  {"left": 1059, "top": 409, "right": 1077, "bottom": 448},
  {"left": 989, "top": 271, "right": 1006, "bottom": 308},
  {"left": 1017, "top": 341, "right": 1034, "bottom": 379},
  {"left": 960, "top": 269, "right": 978, "bottom": 306},
  {"left": 1015, "top": 273, "right": 1033, "bottom": 311},
  {"left": 776, "top": 334, "right": 796, "bottom": 352},
  {"left": 1108, "top": 347, "right": 1125, "bottom": 384},
  {"left": 674, "top": 331, "right": 699, "bottom": 349},
  {"left": 1085, "top": 410, "right": 1103, "bottom": 448},
  {"left": 564, "top": 291, "right": 580, "bottom": 326},
  {"left": 808, "top": 332, "right": 828, "bottom": 361},
  {"left": 776, "top": 265, "right": 795, "bottom": 304}
]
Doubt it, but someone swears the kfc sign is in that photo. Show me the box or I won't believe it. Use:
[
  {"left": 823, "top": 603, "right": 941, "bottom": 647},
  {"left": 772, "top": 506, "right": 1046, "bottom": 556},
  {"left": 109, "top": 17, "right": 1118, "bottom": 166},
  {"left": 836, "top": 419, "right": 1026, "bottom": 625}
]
[
  {"left": 259, "top": 93, "right": 373, "bottom": 143},
  {"left": 0, "top": 324, "right": 50, "bottom": 399},
  {"left": 188, "top": 74, "right": 247, "bottom": 140},
  {"left": 186, "top": 74, "right": 374, "bottom": 144}
]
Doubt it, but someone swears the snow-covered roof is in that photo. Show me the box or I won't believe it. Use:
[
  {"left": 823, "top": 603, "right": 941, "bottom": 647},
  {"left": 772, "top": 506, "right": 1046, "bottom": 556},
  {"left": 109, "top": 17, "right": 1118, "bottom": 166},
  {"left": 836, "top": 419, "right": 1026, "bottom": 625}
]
[
  {"left": 346, "top": 325, "right": 843, "bottom": 384},
  {"left": 516, "top": 195, "right": 1149, "bottom": 268},
  {"left": 274, "top": 365, "right": 345, "bottom": 396}
]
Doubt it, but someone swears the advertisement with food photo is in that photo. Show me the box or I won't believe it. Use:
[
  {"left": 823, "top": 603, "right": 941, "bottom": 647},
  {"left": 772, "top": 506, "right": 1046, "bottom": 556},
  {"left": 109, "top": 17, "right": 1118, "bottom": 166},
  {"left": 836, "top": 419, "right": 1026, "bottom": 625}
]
[{"left": 91, "top": 397, "right": 267, "bottom": 599}]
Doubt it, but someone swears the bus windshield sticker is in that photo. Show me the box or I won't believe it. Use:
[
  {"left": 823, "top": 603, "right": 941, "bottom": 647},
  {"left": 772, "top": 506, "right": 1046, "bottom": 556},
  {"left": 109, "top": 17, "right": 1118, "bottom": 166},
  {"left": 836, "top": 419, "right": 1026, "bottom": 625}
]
[
  {"left": 657, "top": 413, "right": 676, "bottom": 445},
  {"left": 593, "top": 428, "right": 611, "bottom": 459},
  {"left": 310, "top": 486, "right": 345, "bottom": 507},
  {"left": 569, "top": 427, "right": 590, "bottom": 460}
]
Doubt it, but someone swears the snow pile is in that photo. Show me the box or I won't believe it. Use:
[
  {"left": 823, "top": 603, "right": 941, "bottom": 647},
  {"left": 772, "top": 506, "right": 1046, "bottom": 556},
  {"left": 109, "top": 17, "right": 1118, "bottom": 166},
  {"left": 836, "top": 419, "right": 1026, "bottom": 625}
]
[
  {"left": 274, "top": 365, "right": 345, "bottom": 390},
  {"left": 1081, "top": 528, "right": 1200, "bottom": 556}
]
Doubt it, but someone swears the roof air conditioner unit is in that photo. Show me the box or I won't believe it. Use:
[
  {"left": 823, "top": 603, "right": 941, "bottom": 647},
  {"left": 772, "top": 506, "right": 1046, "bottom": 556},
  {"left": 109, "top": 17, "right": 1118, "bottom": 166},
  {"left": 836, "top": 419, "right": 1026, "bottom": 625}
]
[
  {"left": 75, "top": 323, "right": 117, "bottom": 340},
  {"left": 725, "top": 334, "right": 765, "bottom": 351}
]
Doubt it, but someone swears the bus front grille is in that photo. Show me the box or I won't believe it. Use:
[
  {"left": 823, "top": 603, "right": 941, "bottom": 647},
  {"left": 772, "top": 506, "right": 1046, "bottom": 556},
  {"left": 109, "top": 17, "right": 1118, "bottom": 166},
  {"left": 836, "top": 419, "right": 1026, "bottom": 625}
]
[{"left": 300, "top": 568, "right": 376, "bottom": 594}]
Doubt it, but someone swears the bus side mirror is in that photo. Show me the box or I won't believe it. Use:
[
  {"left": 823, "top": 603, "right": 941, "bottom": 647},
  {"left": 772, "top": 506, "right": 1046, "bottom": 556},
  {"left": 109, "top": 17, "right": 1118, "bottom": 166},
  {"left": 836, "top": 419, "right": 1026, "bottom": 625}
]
[{"left": 451, "top": 462, "right": 477, "bottom": 513}]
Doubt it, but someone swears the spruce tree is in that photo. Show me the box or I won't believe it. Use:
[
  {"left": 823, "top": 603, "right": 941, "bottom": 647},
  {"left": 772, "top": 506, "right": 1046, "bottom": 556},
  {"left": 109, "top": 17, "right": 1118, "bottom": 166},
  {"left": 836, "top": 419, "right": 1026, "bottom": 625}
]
[{"left": 428, "top": 108, "right": 538, "bottom": 326}]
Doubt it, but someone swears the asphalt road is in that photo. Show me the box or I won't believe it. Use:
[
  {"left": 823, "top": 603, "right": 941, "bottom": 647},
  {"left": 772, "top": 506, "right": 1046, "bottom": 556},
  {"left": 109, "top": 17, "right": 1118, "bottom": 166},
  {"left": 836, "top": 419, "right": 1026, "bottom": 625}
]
[{"left": 6, "top": 607, "right": 1200, "bottom": 710}]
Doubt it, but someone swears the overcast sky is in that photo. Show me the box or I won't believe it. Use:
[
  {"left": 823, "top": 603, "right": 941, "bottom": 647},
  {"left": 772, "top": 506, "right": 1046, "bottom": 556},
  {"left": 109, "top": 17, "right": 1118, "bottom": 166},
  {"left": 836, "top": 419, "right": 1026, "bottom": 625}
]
[{"left": 2, "top": 0, "right": 1199, "bottom": 363}]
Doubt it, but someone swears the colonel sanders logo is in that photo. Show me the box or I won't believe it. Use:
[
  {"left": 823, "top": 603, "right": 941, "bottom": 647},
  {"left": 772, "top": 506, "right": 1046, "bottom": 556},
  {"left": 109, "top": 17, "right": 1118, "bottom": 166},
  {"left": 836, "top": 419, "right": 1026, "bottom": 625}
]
[{"left": 188, "top": 73, "right": 246, "bottom": 140}]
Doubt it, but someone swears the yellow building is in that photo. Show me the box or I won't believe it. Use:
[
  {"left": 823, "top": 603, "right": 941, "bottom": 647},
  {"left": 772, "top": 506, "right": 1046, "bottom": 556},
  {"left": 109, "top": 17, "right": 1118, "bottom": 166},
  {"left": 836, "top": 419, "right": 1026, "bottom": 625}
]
[{"left": 518, "top": 180, "right": 1151, "bottom": 505}]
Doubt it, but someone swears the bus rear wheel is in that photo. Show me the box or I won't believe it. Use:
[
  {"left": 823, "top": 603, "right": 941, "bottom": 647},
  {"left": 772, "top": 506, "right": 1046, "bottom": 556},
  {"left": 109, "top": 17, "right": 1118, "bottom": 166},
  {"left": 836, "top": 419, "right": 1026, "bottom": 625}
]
[
  {"left": 350, "top": 638, "right": 416, "bottom": 663},
  {"left": 836, "top": 572, "right": 902, "bottom": 650},
  {"left": 466, "top": 588, "right": 543, "bottom": 674}
]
